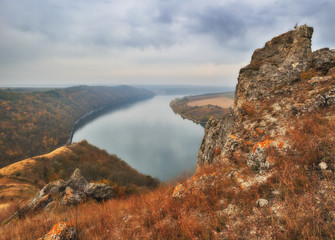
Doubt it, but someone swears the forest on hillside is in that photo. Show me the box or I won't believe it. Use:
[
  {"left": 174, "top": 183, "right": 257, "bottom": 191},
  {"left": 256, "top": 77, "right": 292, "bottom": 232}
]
[{"left": 0, "top": 85, "right": 154, "bottom": 168}]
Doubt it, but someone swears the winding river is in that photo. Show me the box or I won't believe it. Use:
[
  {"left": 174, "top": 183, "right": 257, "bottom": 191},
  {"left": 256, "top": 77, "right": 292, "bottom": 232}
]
[{"left": 72, "top": 95, "right": 204, "bottom": 181}]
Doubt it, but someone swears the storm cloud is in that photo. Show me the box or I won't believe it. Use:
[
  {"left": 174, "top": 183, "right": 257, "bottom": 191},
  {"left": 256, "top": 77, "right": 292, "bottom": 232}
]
[{"left": 0, "top": 0, "right": 334, "bottom": 86}]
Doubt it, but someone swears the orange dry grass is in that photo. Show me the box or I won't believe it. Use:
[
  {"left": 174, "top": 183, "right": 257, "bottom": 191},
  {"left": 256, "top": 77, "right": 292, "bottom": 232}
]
[{"left": 0, "top": 182, "right": 220, "bottom": 239}]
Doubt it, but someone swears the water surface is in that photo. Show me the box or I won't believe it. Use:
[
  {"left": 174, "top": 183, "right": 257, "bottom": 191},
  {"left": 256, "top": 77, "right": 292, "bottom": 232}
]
[{"left": 72, "top": 95, "right": 204, "bottom": 181}]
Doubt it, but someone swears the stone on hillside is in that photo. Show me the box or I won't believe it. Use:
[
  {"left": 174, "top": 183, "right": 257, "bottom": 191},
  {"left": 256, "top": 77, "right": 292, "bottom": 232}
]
[
  {"left": 24, "top": 193, "right": 53, "bottom": 212},
  {"left": 85, "top": 183, "right": 113, "bottom": 200},
  {"left": 38, "top": 222, "right": 77, "bottom": 240},
  {"left": 35, "top": 179, "right": 66, "bottom": 199},
  {"left": 319, "top": 162, "right": 328, "bottom": 170},
  {"left": 61, "top": 187, "right": 86, "bottom": 205},
  {"left": 256, "top": 199, "right": 269, "bottom": 208},
  {"left": 66, "top": 168, "right": 88, "bottom": 191}
]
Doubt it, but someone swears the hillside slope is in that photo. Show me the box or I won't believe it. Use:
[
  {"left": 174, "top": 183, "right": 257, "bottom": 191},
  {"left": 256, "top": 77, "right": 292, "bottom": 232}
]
[
  {"left": 0, "top": 140, "right": 159, "bottom": 209},
  {"left": 0, "top": 85, "right": 154, "bottom": 167}
]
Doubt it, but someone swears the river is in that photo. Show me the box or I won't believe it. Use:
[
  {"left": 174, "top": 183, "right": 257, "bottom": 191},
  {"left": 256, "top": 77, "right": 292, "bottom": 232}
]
[{"left": 72, "top": 95, "right": 204, "bottom": 181}]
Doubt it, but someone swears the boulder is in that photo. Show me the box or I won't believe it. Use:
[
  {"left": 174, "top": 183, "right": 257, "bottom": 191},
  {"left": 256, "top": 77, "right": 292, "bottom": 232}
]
[
  {"left": 256, "top": 199, "right": 269, "bottom": 208},
  {"left": 34, "top": 179, "right": 66, "bottom": 199},
  {"left": 38, "top": 222, "right": 77, "bottom": 240},
  {"left": 60, "top": 187, "right": 86, "bottom": 205},
  {"left": 319, "top": 162, "right": 328, "bottom": 170},
  {"left": 85, "top": 183, "right": 113, "bottom": 201}
]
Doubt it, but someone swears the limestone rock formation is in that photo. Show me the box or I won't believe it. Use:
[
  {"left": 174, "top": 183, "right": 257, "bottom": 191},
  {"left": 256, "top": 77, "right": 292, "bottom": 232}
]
[
  {"left": 6, "top": 168, "right": 113, "bottom": 224},
  {"left": 235, "top": 25, "right": 314, "bottom": 111},
  {"left": 197, "top": 25, "right": 335, "bottom": 167}
]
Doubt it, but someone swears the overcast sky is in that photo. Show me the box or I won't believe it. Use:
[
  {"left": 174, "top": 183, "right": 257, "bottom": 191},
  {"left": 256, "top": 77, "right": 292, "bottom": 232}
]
[{"left": 0, "top": 0, "right": 334, "bottom": 87}]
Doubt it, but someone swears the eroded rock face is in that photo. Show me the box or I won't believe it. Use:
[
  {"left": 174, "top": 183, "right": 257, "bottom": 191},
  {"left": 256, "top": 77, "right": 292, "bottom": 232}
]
[
  {"left": 312, "top": 48, "right": 335, "bottom": 75},
  {"left": 197, "top": 111, "right": 235, "bottom": 165}
]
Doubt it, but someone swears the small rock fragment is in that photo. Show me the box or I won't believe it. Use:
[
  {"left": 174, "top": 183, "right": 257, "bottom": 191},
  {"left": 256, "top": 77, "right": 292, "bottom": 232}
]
[
  {"left": 38, "top": 222, "right": 77, "bottom": 240},
  {"left": 319, "top": 162, "right": 328, "bottom": 170},
  {"left": 256, "top": 199, "right": 269, "bottom": 208}
]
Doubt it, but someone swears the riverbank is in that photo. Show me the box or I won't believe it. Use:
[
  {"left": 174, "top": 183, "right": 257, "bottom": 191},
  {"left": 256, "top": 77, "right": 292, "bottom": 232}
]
[
  {"left": 68, "top": 95, "right": 153, "bottom": 144},
  {"left": 170, "top": 92, "right": 234, "bottom": 126}
]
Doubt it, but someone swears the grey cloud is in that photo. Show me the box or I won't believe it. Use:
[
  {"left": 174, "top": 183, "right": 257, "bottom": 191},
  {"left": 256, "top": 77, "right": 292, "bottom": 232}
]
[
  {"left": 0, "top": 0, "right": 334, "bottom": 86},
  {"left": 192, "top": 6, "right": 246, "bottom": 40}
]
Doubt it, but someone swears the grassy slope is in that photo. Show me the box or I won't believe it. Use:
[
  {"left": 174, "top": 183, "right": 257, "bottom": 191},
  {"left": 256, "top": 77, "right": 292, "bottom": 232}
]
[
  {"left": 0, "top": 140, "right": 159, "bottom": 207},
  {"left": 0, "top": 85, "right": 154, "bottom": 168}
]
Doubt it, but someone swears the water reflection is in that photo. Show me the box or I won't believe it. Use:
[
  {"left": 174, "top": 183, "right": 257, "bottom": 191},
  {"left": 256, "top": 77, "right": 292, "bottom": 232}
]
[{"left": 72, "top": 95, "right": 204, "bottom": 181}]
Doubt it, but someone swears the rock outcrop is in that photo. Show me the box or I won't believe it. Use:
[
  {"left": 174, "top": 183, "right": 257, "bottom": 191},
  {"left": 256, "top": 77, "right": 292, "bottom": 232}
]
[
  {"left": 6, "top": 168, "right": 113, "bottom": 224},
  {"left": 197, "top": 25, "right": 335, "bottom": 167},
  {"left": 234, "top": 25, "right": 314, "bottom": 111}
]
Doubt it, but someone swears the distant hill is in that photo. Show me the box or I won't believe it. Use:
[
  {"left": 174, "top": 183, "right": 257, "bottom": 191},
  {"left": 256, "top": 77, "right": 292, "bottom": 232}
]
[
  {"left": 0, "top": 85, "right": 154, "bottom": 168},
  {"left": 0, "top": 140, "right": 159, "bottom": 208}
]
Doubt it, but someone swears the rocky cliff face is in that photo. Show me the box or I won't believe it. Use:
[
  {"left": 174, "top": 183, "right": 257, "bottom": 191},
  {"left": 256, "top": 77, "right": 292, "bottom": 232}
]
[{"left": 198, "top": 25, "right": 335, "bottom": 168}]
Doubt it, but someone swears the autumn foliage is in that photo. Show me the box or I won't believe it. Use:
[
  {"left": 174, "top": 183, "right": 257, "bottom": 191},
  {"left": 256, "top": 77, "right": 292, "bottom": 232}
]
[{"left": 0, "top": 86, "right": 153, "bottom": 168}]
